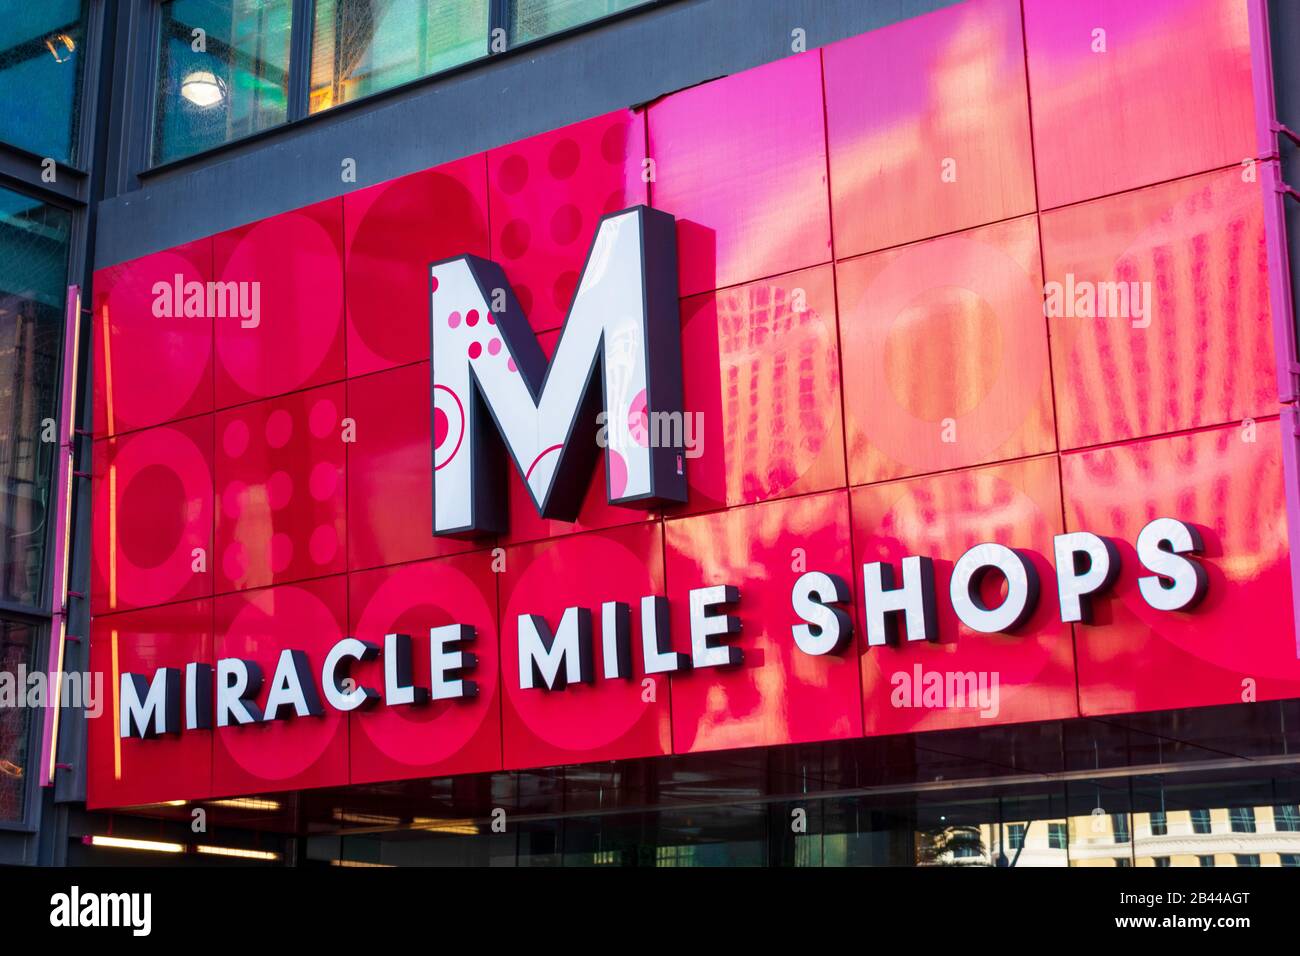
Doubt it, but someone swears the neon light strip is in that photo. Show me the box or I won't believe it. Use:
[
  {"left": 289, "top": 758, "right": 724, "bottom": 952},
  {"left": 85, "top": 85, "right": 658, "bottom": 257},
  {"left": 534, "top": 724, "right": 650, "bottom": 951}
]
[
  {"left": 108, "top": 464, "right": 116, "bottom": 609},
  {"left": 111, "top": 629, "right": 120, "bottom": 780},
  {"left": 39, "top": 285, "right": 82, "bottom": 787},
  {"left": 100, "top": 302, "right": 113, "bottom": 434}
]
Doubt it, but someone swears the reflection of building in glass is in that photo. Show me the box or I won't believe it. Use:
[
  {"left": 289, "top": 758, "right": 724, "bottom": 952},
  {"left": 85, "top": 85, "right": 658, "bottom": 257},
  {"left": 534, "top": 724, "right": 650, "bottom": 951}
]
[{"left": 922, "top": 805, "right": 1300, "bottom": 867}]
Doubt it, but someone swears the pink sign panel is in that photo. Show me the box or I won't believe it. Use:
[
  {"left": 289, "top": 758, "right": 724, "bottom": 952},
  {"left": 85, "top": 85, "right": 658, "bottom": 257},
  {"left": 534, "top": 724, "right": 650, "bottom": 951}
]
[{"left": 86, "top": 0, "right": 1299, "bottom": 808}]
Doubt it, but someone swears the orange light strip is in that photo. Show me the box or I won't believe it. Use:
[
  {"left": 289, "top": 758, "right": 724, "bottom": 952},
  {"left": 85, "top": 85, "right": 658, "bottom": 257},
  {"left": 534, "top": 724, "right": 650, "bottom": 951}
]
[
  {"left": 111, "top": 629, "right": 121, "bottom": 781},
  {"left": 100, "top": 303, "right": 114, "bottom": 434}
]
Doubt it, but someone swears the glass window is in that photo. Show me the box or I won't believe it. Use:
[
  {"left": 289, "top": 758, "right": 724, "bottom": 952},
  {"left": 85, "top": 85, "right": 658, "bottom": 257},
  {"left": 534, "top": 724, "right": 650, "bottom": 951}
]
[
  {"left": 1153, "top": 856, "right": 1170, "bottom": 867},
  {"left": 509, "top": 0, "right": 652, "bottom": 45},
  {"left": 1048, "top": 822, "right": 1067, "bottom": 850},
  {"left": 1115, "top": 857, "right": 1131, "bottom": 867},
  {"left": 0, "top": 618, "right": 39, "bottom": 820},
  {"left": 0, "top": 1, "right": 88, "bottom": 164},
  {"left": 1190, "top": 809, "right": 1212, "bottom": 834},
  {"left": 1149, "top": 810, "right": 1167, "bottom": 835},
  {"left": 0, "top": 187, "right": 71, "bottom": 608},
  {"left": 1274, "top": 805, "right": 1300, "bottom": 832},
  {"left": 1234, "top": 854, "right": 1260, "bottom": 867},
  {"left": 1007, "top": 823, "right": 1025, "bottom": 850},
  {"left": 1198, "top": 855, "right": 1215, "bottom": 867},
  {"left": 153, "top": 0, "right": 294, "bottom": 164},
  {"left": 1111, "top": 813, "right": 1130, "bottom": 844},
  {"left": 308, "top": 0, "right": 489, "bottom": 113},
  {"left": 1230, "top": 807, "right": 1256, "bottom": 833},
  {"left": 1282, "top": 854, "right": 1300, "bottom": 867}
]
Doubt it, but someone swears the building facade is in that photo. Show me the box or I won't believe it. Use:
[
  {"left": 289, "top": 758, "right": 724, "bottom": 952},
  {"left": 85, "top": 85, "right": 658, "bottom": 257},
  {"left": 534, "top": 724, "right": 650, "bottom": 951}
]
[{"left": 3, "top": 0, "right": 1300, "bottom": 867}]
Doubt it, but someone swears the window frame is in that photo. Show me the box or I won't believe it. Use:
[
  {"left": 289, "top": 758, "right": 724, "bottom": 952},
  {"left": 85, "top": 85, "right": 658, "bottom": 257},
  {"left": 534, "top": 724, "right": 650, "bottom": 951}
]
[
  {"left": 0, "top": 0, "right": 96, "bottom": 172},
  {"left": 0, "top": 179, "right": 84, "bottom": 832},
  {"left": 141, "top": 0, "right": 670, "bottom": 173},
  {"left": 1047, "top": 822, "right": 1067, "bottom": 850},
  {"left": 0, "top": 89, "right": 97, "bottom": 836},
  {"left": 1229, "top": 806, "right": 1257, "bottom": 834},
  {"left": 0, "top": 615, "right": 50, "bottom": 831},
  {"left": 145, "top": 0, "right": 299, "bottom": 169},
  {"left": 500, "top": 0, "right": 655, "bottom": 47},
  {"left": 304, "top": 0, "right": 493, "bottom": 115},
  {"left": 0, "top": 0, "right": 104, "bottom": 838},
  {"left": 1006, "top": 823, "right": 1025, "bottom": 851}
]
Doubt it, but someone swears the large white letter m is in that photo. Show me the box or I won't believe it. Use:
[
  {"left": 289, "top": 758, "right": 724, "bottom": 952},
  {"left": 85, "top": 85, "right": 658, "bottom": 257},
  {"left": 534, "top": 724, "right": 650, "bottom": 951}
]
[{"left": 430, "top": 205, "right": 687, "bottom": 535}]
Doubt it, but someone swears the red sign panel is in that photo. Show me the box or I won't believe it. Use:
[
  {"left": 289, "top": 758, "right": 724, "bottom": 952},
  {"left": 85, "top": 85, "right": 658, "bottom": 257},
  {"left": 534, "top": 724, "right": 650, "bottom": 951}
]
[{"left": 87, "top": 0, "right": 1299, "bottom": 808}]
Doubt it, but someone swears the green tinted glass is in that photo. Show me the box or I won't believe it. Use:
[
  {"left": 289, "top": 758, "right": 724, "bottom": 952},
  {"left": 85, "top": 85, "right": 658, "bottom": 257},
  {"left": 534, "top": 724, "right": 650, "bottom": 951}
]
[
  {"left": 309, "top": 0, "right": 489, "bottom": 113},
  {"left": 0, "top": 1, "right": 88, "bottom": 164},
  {"left": 509, "top": 0, "right": 651, "bottom": 44},
  {"left": 153, "top": 0, "right": 294, "bottom": 164},
  {"left": 0, "top": 187, "right": 70, "bottom": 611}
]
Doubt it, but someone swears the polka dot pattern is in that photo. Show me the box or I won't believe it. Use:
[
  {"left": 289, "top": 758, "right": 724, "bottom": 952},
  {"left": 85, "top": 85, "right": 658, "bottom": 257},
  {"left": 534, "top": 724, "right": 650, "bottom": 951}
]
[
  {"left": 90, "top": 417, "right": 214, "bottom": 614},
  {"left": 213, "top": 579, "right": 349, "bottom": 792},
  {"left": 215, "top": 200, "right": 345, "bottom": 404},
  {"left": 215, "top": 383, "right": 346, "bottom": 592},
  {"left": 222, "top": 419, "right": 249, "bottom": 459},
  {"left": 93, "top": 242, "right": 213, "bottom": 436},
  {"left": 431, "top": 270, "right": 523, "bottom": 376},
  {"left": 488, "top": 109, "right": 647, "bottom": 333},
  {"left": 343, "top": 156, "right": 489, "bottom": 375},
  {"left": 265, "top": 409, "right": 292, "bottom": 448},
  {"left": 346, "top": 362, "right": 480, "bottom": 570}
]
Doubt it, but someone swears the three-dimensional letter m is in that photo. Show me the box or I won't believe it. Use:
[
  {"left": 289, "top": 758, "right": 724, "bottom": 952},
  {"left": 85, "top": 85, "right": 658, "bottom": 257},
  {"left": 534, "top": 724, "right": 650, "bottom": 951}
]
[{"left": 430, "top": 205, "right": 687, "bottom": 536}]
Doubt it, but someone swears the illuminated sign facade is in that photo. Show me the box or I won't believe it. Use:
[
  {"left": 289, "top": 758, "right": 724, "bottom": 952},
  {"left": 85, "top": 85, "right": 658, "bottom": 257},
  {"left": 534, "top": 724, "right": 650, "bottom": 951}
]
[{"left": 87, "top": 0, "right": 1300, "bottom": 808}]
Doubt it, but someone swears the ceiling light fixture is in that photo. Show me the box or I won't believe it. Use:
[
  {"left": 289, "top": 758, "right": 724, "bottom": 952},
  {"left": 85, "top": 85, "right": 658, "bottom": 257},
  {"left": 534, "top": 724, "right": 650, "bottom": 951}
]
[
  {"left": 196, "top": 845, "right": 281, "bottom": 861},
  {"left": 45, "top": 33, "right": 75, "bottom": 63},
  {"left": 82, "top": 835, "right": 185, "bottom": 854},
  {"left": 180, "top": 70, "right": 225, "bottom": 107}
]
